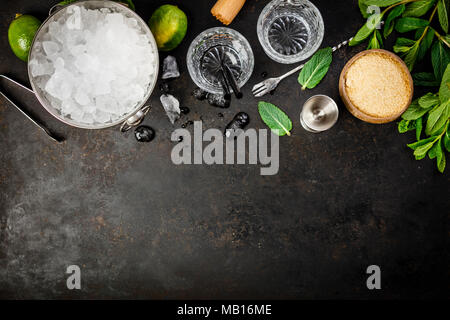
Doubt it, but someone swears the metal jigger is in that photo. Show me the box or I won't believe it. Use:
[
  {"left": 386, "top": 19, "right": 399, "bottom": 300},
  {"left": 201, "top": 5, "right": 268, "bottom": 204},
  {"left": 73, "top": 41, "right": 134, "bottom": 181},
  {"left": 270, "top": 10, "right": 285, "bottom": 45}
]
[{"left": 300, "top": 95, "right": 339, "bottom": 133}]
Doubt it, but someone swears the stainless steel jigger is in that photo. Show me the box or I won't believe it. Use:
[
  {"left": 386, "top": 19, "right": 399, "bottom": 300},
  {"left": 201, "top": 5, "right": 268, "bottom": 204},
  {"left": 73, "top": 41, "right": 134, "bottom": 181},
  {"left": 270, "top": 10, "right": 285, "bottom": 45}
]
[{"left": 300, "top": 95, "right": 339, "bottom": 133}]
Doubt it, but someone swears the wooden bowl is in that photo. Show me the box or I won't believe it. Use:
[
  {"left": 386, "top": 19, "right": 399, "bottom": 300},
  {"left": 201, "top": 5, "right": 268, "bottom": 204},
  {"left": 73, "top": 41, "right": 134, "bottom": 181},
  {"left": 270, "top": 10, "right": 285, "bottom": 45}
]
[{"left": 339, "top": 49, "right": 413, "bottom": 124}]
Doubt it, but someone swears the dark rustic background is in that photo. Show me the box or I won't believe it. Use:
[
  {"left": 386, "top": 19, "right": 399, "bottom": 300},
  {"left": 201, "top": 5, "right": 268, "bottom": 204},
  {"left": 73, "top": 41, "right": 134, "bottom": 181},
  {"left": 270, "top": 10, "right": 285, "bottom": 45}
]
[{"left": 0, "top": 0, "right": 448, "bottom": 299}]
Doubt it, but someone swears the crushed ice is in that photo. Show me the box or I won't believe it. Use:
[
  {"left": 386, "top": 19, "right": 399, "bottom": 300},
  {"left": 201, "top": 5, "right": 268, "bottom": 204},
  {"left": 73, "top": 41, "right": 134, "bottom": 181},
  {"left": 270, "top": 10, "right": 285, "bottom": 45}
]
[{"left": 29, "top": 5, "right": 157, "bottom": 125}]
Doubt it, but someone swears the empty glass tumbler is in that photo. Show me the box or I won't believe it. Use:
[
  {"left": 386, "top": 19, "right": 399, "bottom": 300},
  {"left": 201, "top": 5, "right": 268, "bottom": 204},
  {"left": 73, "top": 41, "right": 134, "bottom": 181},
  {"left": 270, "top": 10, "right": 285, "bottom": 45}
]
[
  {"left": 257, "top": 0, "right": 325, "bottom": 64},
  {"left": 186, "top": 27, "right": 254, "bottom": 94}
]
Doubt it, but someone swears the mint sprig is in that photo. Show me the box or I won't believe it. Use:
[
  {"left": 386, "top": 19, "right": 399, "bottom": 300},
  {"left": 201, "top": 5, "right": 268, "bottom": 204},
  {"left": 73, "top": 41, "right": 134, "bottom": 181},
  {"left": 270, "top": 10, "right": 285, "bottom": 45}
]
[
  {"left": 400, "top": 64, "right": 450, "bottom": 172},
  {"left": 354, "top": 0, "right": 450, "bottom": 172}
]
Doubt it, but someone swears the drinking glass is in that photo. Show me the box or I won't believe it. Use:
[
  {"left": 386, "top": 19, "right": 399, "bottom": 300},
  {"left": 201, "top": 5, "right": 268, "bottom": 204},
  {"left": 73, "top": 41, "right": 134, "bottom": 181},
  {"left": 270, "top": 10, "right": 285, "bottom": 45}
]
[
  {"left": 186, "top": 27, "right": 254, "bottom": 94},
  {"left": 257, "top": 0, "right": 324, "bottom": 64}
]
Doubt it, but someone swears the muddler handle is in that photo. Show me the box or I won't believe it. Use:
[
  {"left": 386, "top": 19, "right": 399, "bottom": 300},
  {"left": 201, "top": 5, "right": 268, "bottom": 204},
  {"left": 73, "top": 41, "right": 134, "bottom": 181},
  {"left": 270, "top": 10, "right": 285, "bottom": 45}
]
[{"left": 211, "top": 0, "right": 246, "bottom": 25}]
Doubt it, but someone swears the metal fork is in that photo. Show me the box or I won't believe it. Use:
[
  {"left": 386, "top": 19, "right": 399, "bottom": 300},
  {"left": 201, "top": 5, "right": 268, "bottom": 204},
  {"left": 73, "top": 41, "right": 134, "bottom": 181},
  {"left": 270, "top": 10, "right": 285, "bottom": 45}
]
[{"left": 252, "top": 37, "right": 353, "bottom": 97}]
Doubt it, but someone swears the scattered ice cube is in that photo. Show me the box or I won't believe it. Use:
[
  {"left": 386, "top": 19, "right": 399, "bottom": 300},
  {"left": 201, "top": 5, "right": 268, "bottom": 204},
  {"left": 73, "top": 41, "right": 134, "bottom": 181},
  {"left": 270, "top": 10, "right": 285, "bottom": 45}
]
[
  {"left": 162, "top": 55, "right": 180, "bottom": 80},
  {"left": 160, "top": 94, "right": 181, "bottom": 124},
  {"left": 29, "top": 4, "right": 157, "bottom": 124}
]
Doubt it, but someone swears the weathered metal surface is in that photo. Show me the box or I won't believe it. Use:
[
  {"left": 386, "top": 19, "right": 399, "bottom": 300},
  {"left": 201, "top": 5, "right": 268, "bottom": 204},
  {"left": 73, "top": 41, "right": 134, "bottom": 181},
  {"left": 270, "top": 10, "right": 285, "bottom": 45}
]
[{"left": 0, "top": 0, "right": 448, "bottom": 299}]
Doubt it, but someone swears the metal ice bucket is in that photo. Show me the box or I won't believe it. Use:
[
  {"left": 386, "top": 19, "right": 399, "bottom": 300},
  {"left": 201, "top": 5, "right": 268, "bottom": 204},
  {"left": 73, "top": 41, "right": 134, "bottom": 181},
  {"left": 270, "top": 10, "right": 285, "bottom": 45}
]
[{"left": 26, "top": 0, "right": 159, "bottom": 130}]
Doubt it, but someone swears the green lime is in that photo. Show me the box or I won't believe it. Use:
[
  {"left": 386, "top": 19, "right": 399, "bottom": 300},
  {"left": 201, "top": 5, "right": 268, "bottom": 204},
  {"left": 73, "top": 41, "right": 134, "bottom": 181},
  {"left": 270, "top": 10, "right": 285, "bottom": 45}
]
[
  {"left": 8, "top": 14, "right": 41, "bottom": 62},
  {"left": 148, "top": 5, "right": 187, "bottom": 51}
]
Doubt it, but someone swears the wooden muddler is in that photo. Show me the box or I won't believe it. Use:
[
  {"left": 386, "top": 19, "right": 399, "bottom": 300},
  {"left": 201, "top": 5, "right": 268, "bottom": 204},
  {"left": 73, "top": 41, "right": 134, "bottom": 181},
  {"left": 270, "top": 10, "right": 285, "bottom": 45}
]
[{"left": 211, "top": 0, "right": 246, "bottom": 25}]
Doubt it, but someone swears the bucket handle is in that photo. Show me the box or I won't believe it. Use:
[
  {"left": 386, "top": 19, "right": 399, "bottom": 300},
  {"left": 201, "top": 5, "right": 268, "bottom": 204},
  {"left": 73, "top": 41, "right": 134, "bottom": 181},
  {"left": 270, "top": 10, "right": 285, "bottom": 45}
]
[
  {"left": 120, "top": 105, "right": 151, "bottom": 132},
  {"left": 49, "top": 3, "right": 66, "bottom": 16}
]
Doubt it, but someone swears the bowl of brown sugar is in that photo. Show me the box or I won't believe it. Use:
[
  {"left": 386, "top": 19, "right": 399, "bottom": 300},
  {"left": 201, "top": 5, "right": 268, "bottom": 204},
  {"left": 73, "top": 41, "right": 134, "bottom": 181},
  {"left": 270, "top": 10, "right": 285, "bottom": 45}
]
[{"left": 339, "top": 49, "right": 413, "bottom": 124}]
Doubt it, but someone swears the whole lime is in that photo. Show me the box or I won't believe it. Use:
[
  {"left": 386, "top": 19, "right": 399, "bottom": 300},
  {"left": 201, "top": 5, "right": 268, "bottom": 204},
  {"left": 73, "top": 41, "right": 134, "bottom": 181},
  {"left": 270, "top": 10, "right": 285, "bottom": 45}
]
[
  {"left": 8, "top": 14, "right": 41, "bottom": 62},
  {"left": 148, "top": 5, "right": 187, "bottom": 51}
]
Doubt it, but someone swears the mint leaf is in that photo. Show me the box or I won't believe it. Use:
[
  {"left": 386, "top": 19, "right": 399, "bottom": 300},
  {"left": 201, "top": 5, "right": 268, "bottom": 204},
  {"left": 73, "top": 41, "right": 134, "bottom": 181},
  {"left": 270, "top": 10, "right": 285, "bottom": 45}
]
[
  {"left": 350, "top": 13, "right": 383, "bottom": 46},
  {"left": 416, "top": 117, "right": 423, "bottom": 140},
  {"left": 416, "top": 27, "right": 434, "bottom": 61},
  {"left": 418, "top": 92, "right": 440, "bottom": 108},
  {"left": 398, "top": 119, "right": 416, "bottom": 133},
  {"left": 257, "top": 101, "right": 292, "bottom": 137},
  {"left": 403, "top": 0, "right": 437, "bottom": 17},
  {"left": 298, "top": 47, "right": 333, "bottom": 90},
  {"left": 359, "top": 0, "right": 370, "bottom": 18},
  {"left": 404, "top": 40, "right": 421, "bottom": 71},
  {"left": 368, "top": 30, "right": 383, "bottom": 49},
  {"left": 431, "top": 41, "right": 450, "bottom": 82},
  {"left": 393, "top": 36, "right": 423, "bottom": 71},
  {"left": 435, "top": 139, "right": 446, "bottom": 172},
  {"left": 384, "top": 4, "right": 405, "bottom": 38},
  {"left": 437, "top": 0, "right": 449, "bottom": 33},
  {"left": 428, "top": 137, "right": 441, "bottom": 158},
  {"left": 439, "top": 63, "right": 450, "bottom": 102},
  {"left": 402, "top": 99, "right": 433, "bottom": 120},
  {"left": 407, "top": 136, "right": 437, "bottom": 150},
  {"left": 413, "top": 139, "right": 437, "bottom": 159},
  {"left": 394, "top": 37, "right": 416, "bottom": 46},
  {"left": 437, "top": 151, "right": 446, "bottom": 172},
  {"left": 363, "top": 0, "right": 403, "bottom": 6},
  {"left": 444, "top": 126, "right": 450, "bottom": 151},
  {"left": 425, "top": 100, "right": 449, "bottom": 135},
  {"left": 395, "top": 17, "right": 429, "bottom": 33},
  {"left": 393, "top": 37, "right": 416, "bottom": 53},
  {"left": 412, "top": 72, "right": 440, "bottom": 86}
]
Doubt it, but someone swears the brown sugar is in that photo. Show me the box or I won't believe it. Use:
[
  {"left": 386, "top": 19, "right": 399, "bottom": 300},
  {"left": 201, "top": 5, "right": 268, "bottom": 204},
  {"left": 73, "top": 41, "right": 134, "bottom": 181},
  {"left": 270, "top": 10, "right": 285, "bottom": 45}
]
[{"left": 344, "top": 51, "right": 411, "bottom": 119}]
